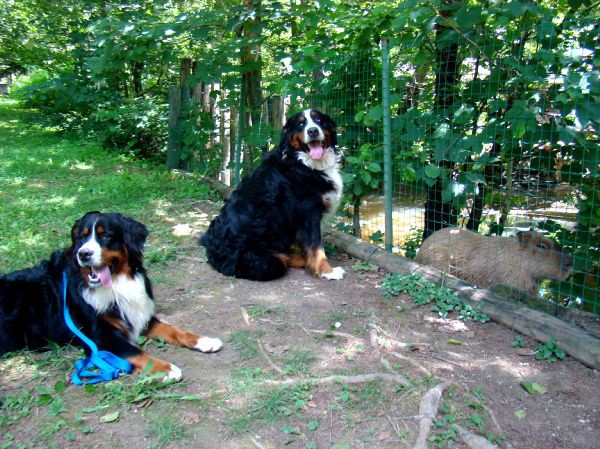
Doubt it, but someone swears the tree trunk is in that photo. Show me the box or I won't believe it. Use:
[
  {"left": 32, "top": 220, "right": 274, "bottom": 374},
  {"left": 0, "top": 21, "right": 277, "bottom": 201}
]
[
  {"left": 220, "top": 101, "right": 231, "bottom": 185},
  {"left": 230, "top": 105, "right": 238, "bottom": 184},
  {"left": 167, "top": 86, "right": 182, "bottom": 169},
  {"left": 270, "top": 95, "right": 285, "bottom": 143},
  {"left": 178, "top": 58, "right": 193, "bottom": 169},
  {"left": 131, "top": 61, "right": 143, "bottom": 97},
  {"left": 241, "top": 0, "right": 263, "bottom": 160},
  {"left": 422, "top": 1, "right": 460, "bottom": 241}
]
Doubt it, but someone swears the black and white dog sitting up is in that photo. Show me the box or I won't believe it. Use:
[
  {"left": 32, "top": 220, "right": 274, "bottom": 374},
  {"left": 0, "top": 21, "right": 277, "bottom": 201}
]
[
  {"left": 201, "top": 109, "right": 344, "bottom": 281},
  {"left": 0, "top": 211, "right": 222, "bottom": 381}
]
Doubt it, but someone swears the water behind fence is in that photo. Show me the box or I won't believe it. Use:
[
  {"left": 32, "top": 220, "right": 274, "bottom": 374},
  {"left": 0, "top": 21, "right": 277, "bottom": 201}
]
[{"left": 169, "top": 18, "right": 599, "bottom": 330}]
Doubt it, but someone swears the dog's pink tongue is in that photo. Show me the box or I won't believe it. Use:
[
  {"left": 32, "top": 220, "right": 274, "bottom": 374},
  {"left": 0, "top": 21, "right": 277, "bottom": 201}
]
[
  {"left": 95, "top": 266, "right": 112, "bottom": 288},
  {"left": 308, "top": 142, "right": 323, "bottom": 160}
]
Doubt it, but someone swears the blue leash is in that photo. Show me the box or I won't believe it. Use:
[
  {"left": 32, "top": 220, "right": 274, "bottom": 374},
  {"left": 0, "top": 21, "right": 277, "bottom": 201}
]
[{"left": 62, "top": 271, "right": 132, "bottom": 385}]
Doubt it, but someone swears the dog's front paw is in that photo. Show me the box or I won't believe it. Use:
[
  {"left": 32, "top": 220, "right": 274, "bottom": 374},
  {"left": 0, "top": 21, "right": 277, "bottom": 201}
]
[
  {"left": 321, "top": 266, "right": 345, "bottom": 280},
  {"left": 162, "top": 363, "right": 182, "bottom": 382},
  {"left": 194, "top": 337, "right": 224, "bottom": 353}
]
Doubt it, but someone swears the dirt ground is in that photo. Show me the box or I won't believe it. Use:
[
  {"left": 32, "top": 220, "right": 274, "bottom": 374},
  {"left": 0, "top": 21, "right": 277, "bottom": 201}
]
[{"left": 1, "top": 200, "right": 599, "bottom": 449}]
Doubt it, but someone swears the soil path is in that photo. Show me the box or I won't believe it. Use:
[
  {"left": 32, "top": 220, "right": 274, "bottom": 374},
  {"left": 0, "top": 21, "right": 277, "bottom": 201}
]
[{"left": 1, "top": 200, "right": 598, "bottom": 449}]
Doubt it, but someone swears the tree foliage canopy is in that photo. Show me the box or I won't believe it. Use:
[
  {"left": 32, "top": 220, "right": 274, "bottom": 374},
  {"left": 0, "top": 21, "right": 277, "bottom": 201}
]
[{"left": 2, "top": 0, "right": 598, "bottom": 310}]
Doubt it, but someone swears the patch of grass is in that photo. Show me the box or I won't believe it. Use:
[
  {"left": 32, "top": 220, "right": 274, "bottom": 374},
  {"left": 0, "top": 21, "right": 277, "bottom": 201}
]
[
  {"left": 282, "top": 350, "right": 314, "bottom": 375},
  {"left": 228, "top": 330, "right": 261, "bottom": 361},
  {"left": 0, "top": 343, "right": 80, "bottom": 385},
  {"left": 82, "top": 372, "right": 202, "bottom": 412},
  {"left": 247, "top": 304, "right": 285, "bottom": 319},
  {"left": 381, "top": 273, "right": 490, "bottom": 323},
  {"left": 356, "top": 381, "right": 384, "bottom": 408},
  {"left": 148, "top": 414, "right": 189, "bottom": 449},
  {"left": 0, "top": 389, "right": 33, "bottom": 427},
  {"left": 0, "top": 101, "right": 211, "bottom": 273},
  {"left": 225, "top": 383, "right": 311, "bottom": 434},
  {"left": 352, "top": 261, "right": 378, "bottom": 272},
  {"left": 225, "top": 367, "right": 265, "bottom": 399}
]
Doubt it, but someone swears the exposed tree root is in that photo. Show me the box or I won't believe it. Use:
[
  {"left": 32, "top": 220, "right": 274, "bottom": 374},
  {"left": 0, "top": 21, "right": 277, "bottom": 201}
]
[
  {"left": 456, "top": 425, "right": 500, "bottom": 449},
  {"left": 249, "top": 436, "right": 267, "bottom": 449},
  {"left": 302, "top": 326, "right": 360, "bottom": 340},
  {"left": 261, "top": 372, "right": 411, "bottom": 387},
  {"left": 257, "top": 338, "right": 285, "bottom": 375},
  {"left": 389, "top": 351, "right": 432, "bottom": 377},
  {"left": 411, "top": 381, "right": 453, "bottom": 449},
  {"left": 240, "top": 306, "right": 251, "bottom": 326},
  {"left": 368, "top": 323, "right": 430, "bottom": 351}
]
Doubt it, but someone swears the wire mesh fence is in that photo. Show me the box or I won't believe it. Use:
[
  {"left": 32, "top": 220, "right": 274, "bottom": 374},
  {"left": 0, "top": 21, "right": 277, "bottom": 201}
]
[{"left": 193, "top": 17, "right": 598, "bottom": 328}]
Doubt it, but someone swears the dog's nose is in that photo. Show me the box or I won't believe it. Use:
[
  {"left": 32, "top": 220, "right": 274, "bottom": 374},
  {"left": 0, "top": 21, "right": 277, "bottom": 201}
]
[
  {"left": 307, "top": 127, "right": 320, "bottom": 139},
  {"left": 78, "top": 248, "right": 93, "bottom": 261}
]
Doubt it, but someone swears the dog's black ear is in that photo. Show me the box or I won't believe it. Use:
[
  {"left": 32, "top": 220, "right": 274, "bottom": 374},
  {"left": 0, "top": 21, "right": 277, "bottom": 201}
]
[
  {"left": 117, "top": 214, "right": 148, "bottom": 262},
  {"left": 279, "top": 116, "right": 294, "bottom": 147}
]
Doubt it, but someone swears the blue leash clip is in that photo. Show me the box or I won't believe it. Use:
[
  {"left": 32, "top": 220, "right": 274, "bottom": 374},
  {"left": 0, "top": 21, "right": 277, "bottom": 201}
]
[{"left": 62, "top": 271, "right": 133, "bottom": 385}]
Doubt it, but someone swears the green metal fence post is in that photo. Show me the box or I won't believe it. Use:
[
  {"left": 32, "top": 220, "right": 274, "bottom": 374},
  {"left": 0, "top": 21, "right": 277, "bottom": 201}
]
[
  {"left": 381, "top": 39, "right": 393, "bottom": 252},
  {"left": 234, "top": 79, "right": 245, "bottom": 185}
]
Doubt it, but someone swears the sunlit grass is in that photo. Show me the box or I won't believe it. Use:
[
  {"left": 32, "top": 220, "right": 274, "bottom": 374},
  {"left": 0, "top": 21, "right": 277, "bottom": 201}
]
[{"left": 0, "top": 99, "right": 212, "bottom": 272}]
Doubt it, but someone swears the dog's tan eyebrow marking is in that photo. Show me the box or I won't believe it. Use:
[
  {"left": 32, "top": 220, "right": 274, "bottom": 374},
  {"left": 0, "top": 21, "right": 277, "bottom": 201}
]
[
  {"left": 82, "top": 227, "right": 89, "bottom": 236},
  {"left": 96, "top": 225, "right": 105, "bottom": 234},
  {"left": 299, "top": 115, "right": 306, "bottom": 123}
]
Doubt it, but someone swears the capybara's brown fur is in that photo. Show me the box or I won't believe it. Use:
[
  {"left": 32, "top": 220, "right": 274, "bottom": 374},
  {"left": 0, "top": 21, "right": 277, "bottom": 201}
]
[{"left": 415, "top": 228, "right": 572, "bottom": 294}]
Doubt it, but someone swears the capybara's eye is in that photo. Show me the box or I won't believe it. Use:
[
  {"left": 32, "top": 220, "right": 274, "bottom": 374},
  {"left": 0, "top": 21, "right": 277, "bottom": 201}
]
[{"left": 536, "top": 243, "right": 547, "bottom": 249}]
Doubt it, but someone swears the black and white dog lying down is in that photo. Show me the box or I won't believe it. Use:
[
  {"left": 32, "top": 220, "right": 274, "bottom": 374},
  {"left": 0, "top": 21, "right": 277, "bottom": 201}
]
[
  {"left": 0, "top": 211, "right": 222, "bottom": 381},
  {"left": 201, "top": 109, "right": 345, "bottom": 281}
]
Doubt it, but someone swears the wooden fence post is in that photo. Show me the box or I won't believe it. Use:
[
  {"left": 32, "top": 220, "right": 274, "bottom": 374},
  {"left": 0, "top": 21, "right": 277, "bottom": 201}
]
[{"left": 167, "top": 86, "right": 182, "bottom": 169}]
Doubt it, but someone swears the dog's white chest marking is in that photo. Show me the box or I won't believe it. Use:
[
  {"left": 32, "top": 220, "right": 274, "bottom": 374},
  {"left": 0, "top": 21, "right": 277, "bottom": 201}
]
[
  {"left": 82, "top": 273, "right": 155, "bottom": 341},
  {"left": 298, "top": 148, "right": 343, "bottom": 216}
]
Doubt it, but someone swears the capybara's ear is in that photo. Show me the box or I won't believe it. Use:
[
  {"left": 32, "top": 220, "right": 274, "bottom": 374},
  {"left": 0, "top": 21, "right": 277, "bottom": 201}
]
[{"left": 517, "top": 231, "right": 534, "bottom": 246}]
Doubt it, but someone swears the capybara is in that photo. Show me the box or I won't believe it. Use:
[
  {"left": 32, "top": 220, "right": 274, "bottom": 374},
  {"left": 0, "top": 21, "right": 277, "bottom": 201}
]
[{"left": 415, "top": 227, "right": 572, "bottom": 294}]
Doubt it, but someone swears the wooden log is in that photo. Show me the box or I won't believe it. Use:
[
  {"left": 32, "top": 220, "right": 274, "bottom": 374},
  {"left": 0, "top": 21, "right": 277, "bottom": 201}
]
[
  {"left": 200, "top": 177, "right": 600, "bottom": 369},
  {"left": 322, "top": 227, "right": 600, "bottom": 370}
]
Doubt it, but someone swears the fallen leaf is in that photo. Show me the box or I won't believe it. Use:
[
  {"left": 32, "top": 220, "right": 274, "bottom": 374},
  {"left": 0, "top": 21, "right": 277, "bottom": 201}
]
[
  {"left": 181, "top": 412, "right": 201, "bottom": 425},
  {"left": 447, "top": 339, "right": 462, "bottom": 345},
  {"left": 100, "top": 411, "right": 120, "bottom": 423},
  {"left": 377, "top": 430, "right": 392, "bottom": 440},
  {"left": 514, "top": 409, "right": 526, "bottom": 419},
  {"left": 521, "top": 381, "right": 547, "bottom": 395}
]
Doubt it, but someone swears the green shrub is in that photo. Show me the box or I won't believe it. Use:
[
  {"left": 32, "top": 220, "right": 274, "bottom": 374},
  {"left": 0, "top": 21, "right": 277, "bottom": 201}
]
[
  {"left": 9, "top": 70, "right": 52, "bottom": 103},
  {"left": 93, "top": 97, "right": 168, "bottom": 161}
]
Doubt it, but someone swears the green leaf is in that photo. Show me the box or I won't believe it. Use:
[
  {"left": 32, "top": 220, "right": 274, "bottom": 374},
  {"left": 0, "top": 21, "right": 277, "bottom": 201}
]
[
  {"left": 37, "top": 395, "right": 53, "bottom": 406},
  {"left": 35, "top": 386, "right": 51, "bottom": 395},
  {"left": 470, "top": 413, "right": 482, "bottom": 426},
  {"left": 367, "top": 162, "right": 382, "bottom": 173},
  {"left": 424, "top": 165, "right": 440, "bottom": 179},
  {"left": 521, "top": 381, "right": 547, "bottom": 395},
  {"left": 514, "top": 409, "right": 526, "bottom": 419},
  {"left": 53, "top": 380, "right": 66, "bottom": 394},
  {"left": 100, "top": 411, "right": 120, "bottom": 423},
  {"left": 281, "top": 425, "right": 301, "bottom": 435},
  {"left": 307, "top": 419, "right": 320, "bottom": 431}
]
